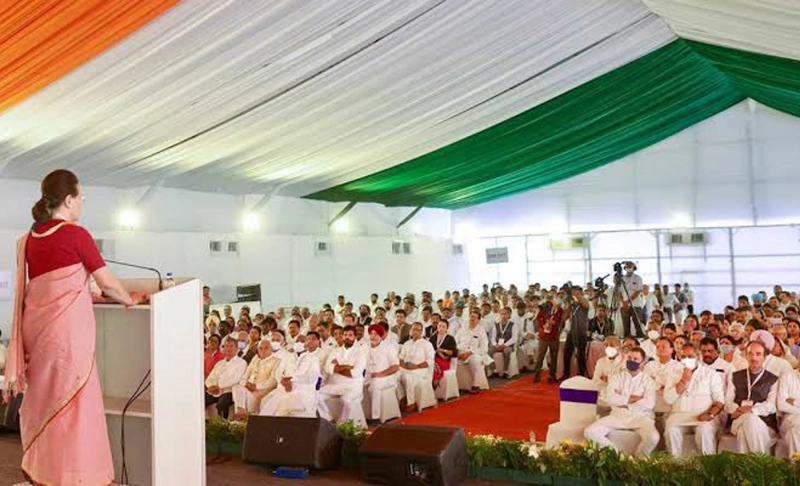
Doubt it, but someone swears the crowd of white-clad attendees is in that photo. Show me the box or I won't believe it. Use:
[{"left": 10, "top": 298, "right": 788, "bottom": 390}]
[{"left": 199, "top": 261, "right": 800, "bottom": 458}]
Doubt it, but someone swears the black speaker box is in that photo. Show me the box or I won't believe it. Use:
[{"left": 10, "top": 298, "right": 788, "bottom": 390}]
[
  {"left": 242, "top": 416, "right": 342, "bottom": 469},
  {"left": 359, "top": 425, "right": 468, "bottom": 486}
]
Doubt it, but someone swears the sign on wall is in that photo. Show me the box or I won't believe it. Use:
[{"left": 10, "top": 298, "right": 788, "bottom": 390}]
[
  {"left": 0, "top": 270, "right": 11, "bottom": 301},
  {"left": 485, "top": 247, "right": 509, "bottom": 264}
]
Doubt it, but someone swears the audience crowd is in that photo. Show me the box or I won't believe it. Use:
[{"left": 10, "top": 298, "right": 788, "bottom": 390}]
[{"left": 199, "top": 266, "right": 800, "bottom": 458}]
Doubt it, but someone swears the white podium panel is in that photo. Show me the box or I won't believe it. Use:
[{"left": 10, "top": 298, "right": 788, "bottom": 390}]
[{"left": 95, "top": 278, "right": 205, "bottom": 486}]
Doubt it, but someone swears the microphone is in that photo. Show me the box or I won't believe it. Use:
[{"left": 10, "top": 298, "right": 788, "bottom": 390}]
[{"left": 105, "top": 259, "right": 163, "bottom": 291}]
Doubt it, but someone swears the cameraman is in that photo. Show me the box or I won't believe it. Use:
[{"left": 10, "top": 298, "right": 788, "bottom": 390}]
[
  {"left": 560, "top": 286, "right": 591, "bottom": 380},
  {"left": 620, "top": 261, "right": 645, "bottom": 338}
]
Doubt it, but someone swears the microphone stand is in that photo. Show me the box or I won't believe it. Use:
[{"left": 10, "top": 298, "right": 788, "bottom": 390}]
[{"left": 105, "top": 259, "right": 164, "bottom": 291}]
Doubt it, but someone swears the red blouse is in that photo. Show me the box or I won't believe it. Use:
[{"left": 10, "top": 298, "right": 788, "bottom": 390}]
[{"left": 26, "top": 219, "right": 106, "bottom": 280}]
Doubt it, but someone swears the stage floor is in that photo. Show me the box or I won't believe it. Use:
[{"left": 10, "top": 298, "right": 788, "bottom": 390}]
[{"left": 0, "top": 436, "right": 510, "bottom": 485}]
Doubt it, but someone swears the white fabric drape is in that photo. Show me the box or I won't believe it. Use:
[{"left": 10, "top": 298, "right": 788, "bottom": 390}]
[
  {"left": 643, "top": 0, "right": 800, "bottom": 61},
  {"left": 0, "top": 0, "right": 675, "bottom": 197}
]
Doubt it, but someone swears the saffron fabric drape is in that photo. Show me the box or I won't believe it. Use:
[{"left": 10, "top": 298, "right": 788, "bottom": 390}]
[{"left": 0, "top": 0, "right": 179, "bottom": 112}]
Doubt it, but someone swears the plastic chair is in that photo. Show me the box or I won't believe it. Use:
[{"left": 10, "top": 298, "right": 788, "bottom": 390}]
[{"left": 435, "top": 358, "right": 460, "bottom": 401}]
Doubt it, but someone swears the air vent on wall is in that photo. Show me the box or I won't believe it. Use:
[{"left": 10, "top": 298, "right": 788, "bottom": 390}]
[
  {"left": 452, "top": 244, "right": 464, "bottom": 255},
  {"left": 549, "top": 235, "right": 588, "bottom": 250},
  {"left": 227, "top": 241, "right": 239, "bottom": 253},
  {"left": 667, "top": 232, "right": 706, "bottom": 245},
  {"left": 209, "top": 241, "right": 223, "bottom": 252},
  {"left": 315, "top": 240, "right": 331, "bottom": 256},
  {"left": 392, "top": 240, "right": 412, "bottom": 255}
]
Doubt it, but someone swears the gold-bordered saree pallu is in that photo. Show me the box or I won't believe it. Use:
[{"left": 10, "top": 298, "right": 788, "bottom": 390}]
[{"left": 4, "top": 223, "right": 114, "bottom": 486}]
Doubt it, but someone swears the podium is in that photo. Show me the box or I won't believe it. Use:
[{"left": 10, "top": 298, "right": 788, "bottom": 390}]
[{"left": 95, "top": 278, "right": 206, "bottom": 486}]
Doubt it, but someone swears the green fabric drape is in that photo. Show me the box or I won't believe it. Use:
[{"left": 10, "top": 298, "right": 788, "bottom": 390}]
[
  {"left": 687, "top": 41, "right": 800, "bottom": 118},
  {"left": 307, "top": 40, "right": 800, "bottom": 209},
  {"left": 307, "top": 40, "right": 743, "bottom": 209}
]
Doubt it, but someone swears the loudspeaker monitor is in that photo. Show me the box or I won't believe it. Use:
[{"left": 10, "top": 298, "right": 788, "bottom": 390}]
[
  {"left": 242, "top": 416, "right": 342, "bottom": 469},
  {"left": 360, "top": 424, "right": 468, "bottom": 486}
]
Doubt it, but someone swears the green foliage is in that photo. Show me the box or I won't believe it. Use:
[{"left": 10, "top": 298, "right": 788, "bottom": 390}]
[{"left": 204, "top": 422, "right": 800, "bottom": 484}]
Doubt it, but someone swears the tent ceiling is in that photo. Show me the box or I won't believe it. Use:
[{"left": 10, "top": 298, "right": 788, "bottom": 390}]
[{"left": 0, "top": 0, "right": 799, "bottom": 209}]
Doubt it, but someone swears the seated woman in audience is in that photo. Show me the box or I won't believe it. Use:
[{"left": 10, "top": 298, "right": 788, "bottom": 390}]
[
  {"left": 430, "top": 320, "right": 458, "bottom": 388},
  {"left": 204, "top": 334, "right": 223, "bottom": 379},
  {"left": 673, "top": 335, "right": 688, "bottom": 361},
  {"left": 719, "top": 335, "right": 748, "bottom": 371}
]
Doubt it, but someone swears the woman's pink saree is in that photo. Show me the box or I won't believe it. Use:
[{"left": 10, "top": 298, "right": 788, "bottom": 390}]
[{"left": 5, "top": 224, "right": 113, "bottom": 485}]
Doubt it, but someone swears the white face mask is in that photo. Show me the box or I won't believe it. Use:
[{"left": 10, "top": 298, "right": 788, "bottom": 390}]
[
  {"left": 270, "top": 341, "right": 282, "bottom": 352},
  {"left": 293, "top": 343, "right": 306, "bottom": 354},
  {"left": 647, "top": 330, "right": 660, "bottom": 341},
  {"left": 681, "top": 357, "right": 697, "bottom": 370},
  {"left": 604, "top": 347, "right": 618, "bottom": 359}
]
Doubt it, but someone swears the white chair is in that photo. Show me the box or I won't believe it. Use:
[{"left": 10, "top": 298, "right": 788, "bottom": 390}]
[
  {"left": 546, "top": 377, "right": 598, "bottom": 447},
  {"left": 717, "top": 433, "right": 739, "bottom": 453},
  {"left": 506, "top": 347, "right": 520, "bottom": 378},
  {"left": 456, "top": 361, "right": 489, "bottom": 391},
  {"left": 435, "top": 358, "right": 460, "bottom": 401},
  {"left": 413, "top": 376, "right": 438, "bottom": 412},
  {"left": 362, "top": 384, "right": 401, "bottom": 423},
  {"left": 323, "top": 393, "right": 367, "bottom": 428}
]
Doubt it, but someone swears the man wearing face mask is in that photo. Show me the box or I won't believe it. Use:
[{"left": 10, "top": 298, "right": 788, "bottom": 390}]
[
  {"left": 532, "top": 293, "right": 564, "bottom": 384},
  {"left": 318, "top": 326, "right": 368, "bottom": 426},
  {"left": 584, "top": 347, "right": 659, "bottom": 455},
  {"left": 640, "top": 323, "right": 662, "bottom": 360},
  {"left": 619, "top": 261, "right": 645, "bottom": 338},
  {"left": 643, "top": 337, "right": 684, "bottom": 415},
  {"left": 593, "top": 336, "right": 624, "bottom": 415},
  {"left": 663, "top": 344, "right": 725, "bottom": 457},
  {"left": 560, "top": 286, "right": 591, "bottom": 380},
  {"left": 519, "top": 302, "right": 539, "bottom": 370},
  {"left": 260, "top": 332, "right": 322, "bottom": 418},
  {"left": 719, "top": 335, "right": 748, "bottom": 372},
  {"left": 231, "top": 339, "right": 281, "bottom": 420}
]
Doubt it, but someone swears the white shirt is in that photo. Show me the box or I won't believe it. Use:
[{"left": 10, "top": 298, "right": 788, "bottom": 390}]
[
  {"left": 0, "top": 342, "right": 6, "bottom": 374},
  {"left": 205, "top": 356, "right": 247, "bottom": 395},
  {"left": 593, "top": 355, "right": 624, "bottom": 402},
  {"left": 724, "top": 353, "right": 748, "bottom": 372},
  {"left": 455, "top": 325, "right": 489, "bottom": 356},
  {"left": 766, "top": 355, "right": 793, "bottom": 379},
  {"left": 663, "top": 365, "right": 724, "bottom": 415},
  {"left": 777, "top": 370, "right": 800, "bottom": 415},
  {"left": 325, "top": 343, "right": 367, "bottom": 386},
  {"left": 622, "top": 273, "right": 644, "bottom": 307},
  {"left": 606, "top": 371, "right": 657, "bottom": 420},
  {"left": 285, "top": 350, "right": 321, "bottom": 389},
  {"left": 641, "top": 340, "right": 658, "bottom": 360},
  {"left": 400, "top": 338, "right": 435, "bottom": 369},
  {"left": 644, "top": 358, "right": 684, "bottom": 390},
  {"left": 705, "top": 357, "right": 734, "bottom": 391},
  {"left": 367, "top": 341, "right": 400, "bottom": 375},
  {"left": 447, "top": 315, "right": 465, "bottom": 336},
  {"left": 643, "top": 293, "right": 659, "bottom": 313},
  {"left": 241, "top": 354, "right": 281, "bottom": 390}
]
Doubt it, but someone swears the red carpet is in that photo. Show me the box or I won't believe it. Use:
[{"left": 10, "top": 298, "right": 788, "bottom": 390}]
[{"left": 396, "top": 373, "right": 560, "bottom": 441}]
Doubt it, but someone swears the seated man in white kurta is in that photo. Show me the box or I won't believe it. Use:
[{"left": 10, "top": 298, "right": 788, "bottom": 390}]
[
  {"left": 231, "top": 339, "right": 281, "bottom": 420},
  {"left": 643, "top": 337, "right": 684, "bottom": 415},
  {"left": 205, "top": 338, "right": 248, "bottom": 419},
  {"left": 777, "top": 366, "right": 800, "bottom": 455},
  {"left": 399, "top": 322, "right": 435, "bottom": 412},
  {"left": 317, "top": 325, "right": 368, "bottom": 426},
  {"left": 584, "top": 347, "right": 659, "bottom": 456},
  {"left": 593, "top": 336, "right": 624, "bottom": 411},
  {"left": 663, "top": 343, "right": 725, "bottom": 457},
  {"left": 364, "top": 324, "right": 400, "bottom": 420},
  {"left": 455, "top": 310, "right": 491, "bottom": 394},
  {"left": 260, "top": 332, "right": 322, "bottom": 418},
  {"left": 724, "top": 340, "right": 779, "bottom": 454}
]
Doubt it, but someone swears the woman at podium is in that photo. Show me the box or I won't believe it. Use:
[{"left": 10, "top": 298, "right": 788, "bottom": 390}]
[{"left": 3, "top": 170, "right": 135, "bottom": 486}]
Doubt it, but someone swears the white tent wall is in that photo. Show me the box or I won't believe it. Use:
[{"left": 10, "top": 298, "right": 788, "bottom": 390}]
[
  {"left": 455, "top": 101, "right": 800, "bottom": 312},
  {"left": 0, "top": 180, "right": 468, "bottom": 338}
]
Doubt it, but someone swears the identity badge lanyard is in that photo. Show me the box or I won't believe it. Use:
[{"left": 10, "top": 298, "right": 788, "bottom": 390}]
[{"left": 746, "top": 369, "right": 766, "bottom": 401}]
